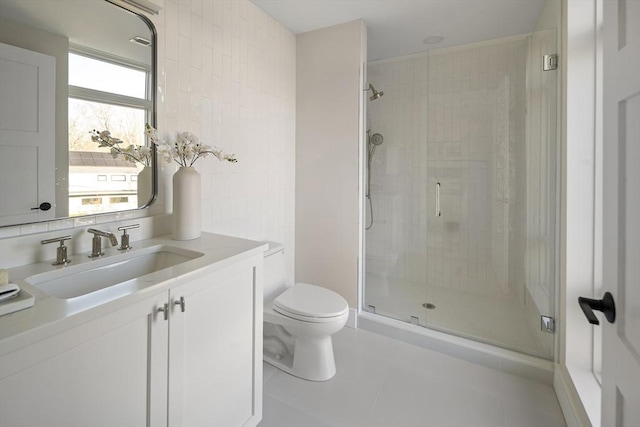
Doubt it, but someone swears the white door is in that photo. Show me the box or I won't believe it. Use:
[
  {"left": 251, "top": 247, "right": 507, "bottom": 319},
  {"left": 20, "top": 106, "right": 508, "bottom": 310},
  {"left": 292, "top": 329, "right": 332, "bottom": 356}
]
[
  {"left": 601, "top": 0, "right": 640, "bottom": 425},
  {"left": 0, "top": 42, "right": 56, "bottom": 226}
]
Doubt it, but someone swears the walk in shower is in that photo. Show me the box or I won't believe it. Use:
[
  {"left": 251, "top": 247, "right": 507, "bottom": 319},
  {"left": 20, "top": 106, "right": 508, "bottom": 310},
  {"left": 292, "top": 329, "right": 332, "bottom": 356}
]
[{"left": 362, "top": 29, "right": 558, "bottom": 359}]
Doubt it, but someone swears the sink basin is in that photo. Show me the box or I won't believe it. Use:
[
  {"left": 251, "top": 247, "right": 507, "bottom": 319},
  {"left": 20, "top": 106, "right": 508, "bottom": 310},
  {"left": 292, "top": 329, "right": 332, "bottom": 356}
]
[{"left": 26, "top": 245, "right": 204, "bottom": 299}]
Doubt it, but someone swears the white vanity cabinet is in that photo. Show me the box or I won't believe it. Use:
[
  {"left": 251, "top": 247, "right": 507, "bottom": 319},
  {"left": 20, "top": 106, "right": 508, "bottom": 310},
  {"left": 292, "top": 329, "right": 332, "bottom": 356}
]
[
  {"left": 0, "top": 291, "right": 170, "bottom": 427},
  {"left": 168, "top": 260, "right": 262, "bottom": 427},
  {"left": 0, "top": 249, "right": 263, "bottom": 427}
]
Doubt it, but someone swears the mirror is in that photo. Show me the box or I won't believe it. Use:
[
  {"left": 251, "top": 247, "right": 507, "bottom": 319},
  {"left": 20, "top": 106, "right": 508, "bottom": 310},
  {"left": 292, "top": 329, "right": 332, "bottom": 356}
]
[{"left": 0, "top": 0, "right": 156, "bottom": 227}]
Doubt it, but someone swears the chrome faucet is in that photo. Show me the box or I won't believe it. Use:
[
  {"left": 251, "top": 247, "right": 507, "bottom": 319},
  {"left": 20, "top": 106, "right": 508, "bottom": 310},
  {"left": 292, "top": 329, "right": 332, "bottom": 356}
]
[
  {"left": 41, "top": 235, "right": 72, "bottom": 266},
  {"left": 87, "top": 229, "right": 118, "bottom": 258}
]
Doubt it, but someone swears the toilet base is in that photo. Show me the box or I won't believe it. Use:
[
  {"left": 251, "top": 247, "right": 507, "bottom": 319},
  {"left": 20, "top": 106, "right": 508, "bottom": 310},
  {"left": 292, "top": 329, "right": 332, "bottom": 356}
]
[{"left": 264, "top": 335, "right": 337, "bottom": 382}]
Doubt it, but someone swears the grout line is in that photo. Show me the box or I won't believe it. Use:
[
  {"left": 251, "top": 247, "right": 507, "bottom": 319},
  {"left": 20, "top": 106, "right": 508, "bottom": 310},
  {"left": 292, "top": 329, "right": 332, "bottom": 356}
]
[{"left": 365, "top": 365, "right": 392, "bottom": 419}]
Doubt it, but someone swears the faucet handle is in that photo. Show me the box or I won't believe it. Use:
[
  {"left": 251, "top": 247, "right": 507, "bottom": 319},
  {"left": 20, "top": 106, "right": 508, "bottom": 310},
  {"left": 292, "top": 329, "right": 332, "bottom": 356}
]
[
  {"left": 117, "top": 224, "right": 139, "bottom": 251},
  {"left": 41, "top": 235, "right": 72, "bottom": 266}
]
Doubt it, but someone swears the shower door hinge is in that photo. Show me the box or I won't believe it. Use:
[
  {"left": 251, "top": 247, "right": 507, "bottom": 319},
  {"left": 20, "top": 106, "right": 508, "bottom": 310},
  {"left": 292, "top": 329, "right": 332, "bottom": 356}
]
[
  {"left": 541, "top": 315, "right": 556, "bottom": 333},
  {"left": 543, "top": 54, "right": 558, "bottom": 71}
]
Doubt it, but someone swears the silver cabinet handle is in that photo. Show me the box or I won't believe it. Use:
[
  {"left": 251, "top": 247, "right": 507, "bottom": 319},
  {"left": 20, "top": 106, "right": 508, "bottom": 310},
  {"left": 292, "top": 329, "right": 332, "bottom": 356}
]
[
  {"left": 435, "top": 182, "right": 441, "bottom": 217},
  {"left": 174, "top": 296, "right": 186, "bottom": 313},
  {"left": 158, "top": 303, "right": 169, "bottom": 320}
]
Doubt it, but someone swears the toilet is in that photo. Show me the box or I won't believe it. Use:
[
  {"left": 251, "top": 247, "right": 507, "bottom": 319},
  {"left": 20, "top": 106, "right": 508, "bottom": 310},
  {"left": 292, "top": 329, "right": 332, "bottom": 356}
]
[{"left": 263, "top": 242, "right": 349, "bottom": 381}]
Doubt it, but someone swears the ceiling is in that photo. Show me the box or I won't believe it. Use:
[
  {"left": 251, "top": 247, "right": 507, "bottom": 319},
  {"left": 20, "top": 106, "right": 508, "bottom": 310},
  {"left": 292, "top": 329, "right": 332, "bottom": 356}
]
[{"left": 251, "top": 0, "right": 547, "bottom": 61}]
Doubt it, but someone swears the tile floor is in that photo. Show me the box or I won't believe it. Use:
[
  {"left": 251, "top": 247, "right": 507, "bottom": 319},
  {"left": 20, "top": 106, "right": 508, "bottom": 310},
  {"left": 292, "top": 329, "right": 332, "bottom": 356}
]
[{"left": 259, "top": 327, "right": 566, "bottom": 427}]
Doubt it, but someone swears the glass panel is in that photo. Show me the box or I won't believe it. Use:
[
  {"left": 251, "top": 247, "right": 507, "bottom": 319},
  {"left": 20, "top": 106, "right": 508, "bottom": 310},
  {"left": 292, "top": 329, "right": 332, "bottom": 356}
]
[
  {"left": 524, "top": 28, "right": 558, "bottom": 359},
  {"left": 365, "top": 30, "right": 557, "bottom": 360},
  {"left": 69, "top": 53, "right": 146, "bottom": 99},
  {"left": 363, "top": 58, "right": 429, "bottom": 325},
  {"left": 423, "top": 37, "right": 538, "bottom": 353}
]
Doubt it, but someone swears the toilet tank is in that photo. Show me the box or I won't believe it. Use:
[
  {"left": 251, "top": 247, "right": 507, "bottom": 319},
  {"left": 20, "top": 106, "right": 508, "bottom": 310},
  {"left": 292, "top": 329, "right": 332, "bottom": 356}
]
[{"left": 263, "top": 241, "right": 289, "bottom": 302}]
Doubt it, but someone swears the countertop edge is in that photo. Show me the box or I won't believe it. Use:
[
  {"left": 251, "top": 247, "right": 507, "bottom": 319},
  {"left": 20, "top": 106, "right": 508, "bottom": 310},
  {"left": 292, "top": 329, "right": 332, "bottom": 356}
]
[{"left": 0, "top": 232, "right": 268, "bottom": 355}]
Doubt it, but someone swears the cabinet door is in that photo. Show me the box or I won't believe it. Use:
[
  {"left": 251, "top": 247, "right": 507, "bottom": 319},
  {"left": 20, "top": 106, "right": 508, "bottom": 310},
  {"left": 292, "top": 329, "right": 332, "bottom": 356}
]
[
  {"left": 0, "top": 292, "right": 169, "bottom": 427},
  {"left": 168, "top": 262, "right": 262, "bottom": 427}
]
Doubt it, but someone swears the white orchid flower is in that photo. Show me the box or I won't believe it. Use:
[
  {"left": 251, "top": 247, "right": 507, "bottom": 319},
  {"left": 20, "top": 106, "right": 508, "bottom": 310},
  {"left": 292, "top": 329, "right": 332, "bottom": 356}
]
[
  {"left": 142, "top": 124, "right": 238, "bottom": 167},
  {"left": 90, "top": 128, "right": 153, "bottom": 167}
]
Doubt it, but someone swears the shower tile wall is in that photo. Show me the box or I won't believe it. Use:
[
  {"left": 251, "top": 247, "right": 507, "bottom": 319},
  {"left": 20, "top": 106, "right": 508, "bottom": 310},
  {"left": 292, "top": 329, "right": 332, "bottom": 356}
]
[
  {"left": 365, "top": 37, "right": 551, "bottom": 357},
  {"left": 367, "top": 56, "right": 430, "bottom": 281}
]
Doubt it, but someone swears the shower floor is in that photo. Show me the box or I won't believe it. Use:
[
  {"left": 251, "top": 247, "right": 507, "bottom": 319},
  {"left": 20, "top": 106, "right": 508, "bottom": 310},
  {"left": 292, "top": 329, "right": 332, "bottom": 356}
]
[{"left": 364, "top": 272, "right": 551, "bottom": 358}]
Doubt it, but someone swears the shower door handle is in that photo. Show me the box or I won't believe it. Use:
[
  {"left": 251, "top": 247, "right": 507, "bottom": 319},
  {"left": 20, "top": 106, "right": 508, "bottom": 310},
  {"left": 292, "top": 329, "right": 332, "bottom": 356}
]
[{"left": 435, "top": 182, "right": 441, "bottom": 217}]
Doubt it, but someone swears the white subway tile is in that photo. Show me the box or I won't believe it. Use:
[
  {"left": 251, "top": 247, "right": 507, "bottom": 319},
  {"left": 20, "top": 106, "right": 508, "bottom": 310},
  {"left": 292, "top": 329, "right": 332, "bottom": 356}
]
[
  {"left": 74, "top": 216, "right": 96, "bottom": 227},
  {"left": 19, "top": 222, "right": 49, "bottom": 236},
  {"left": 0, "top": 226, "right": 21, "bottom": 239}
]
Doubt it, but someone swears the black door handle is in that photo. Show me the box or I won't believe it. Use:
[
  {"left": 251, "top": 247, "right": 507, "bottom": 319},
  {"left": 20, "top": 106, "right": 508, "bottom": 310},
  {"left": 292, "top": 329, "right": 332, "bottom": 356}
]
[
  {"left": 31, "top": 202, "right": 52, "bottom": 211},
  {"left": 578, "top": 292, "right": 616, "bottom": 325}
]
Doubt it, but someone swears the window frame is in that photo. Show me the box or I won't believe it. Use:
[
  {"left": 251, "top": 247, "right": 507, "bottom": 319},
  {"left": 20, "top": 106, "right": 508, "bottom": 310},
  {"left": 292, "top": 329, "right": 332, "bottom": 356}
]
[{"left": 68, "top": 44, "right": 152, "bottom": 124}]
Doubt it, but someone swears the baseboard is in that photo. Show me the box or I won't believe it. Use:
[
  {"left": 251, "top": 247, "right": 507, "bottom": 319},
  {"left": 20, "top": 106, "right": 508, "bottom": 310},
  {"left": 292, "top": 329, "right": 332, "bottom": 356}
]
[
  {"left": 554, "top": 365, "right": 595, "bottom": 427},
  {"left": 346, "top": 308, "right": 358, "bottom": 329}
]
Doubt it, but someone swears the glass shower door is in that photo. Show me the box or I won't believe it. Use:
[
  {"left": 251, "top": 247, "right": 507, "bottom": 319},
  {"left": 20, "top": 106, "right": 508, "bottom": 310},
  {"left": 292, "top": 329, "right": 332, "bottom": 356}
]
[
  {"left": 364, "top": 29, "right": 557, "bottom": 360},
  {"left": 422, "top": 31, "right": 557, "bottom": 359}
]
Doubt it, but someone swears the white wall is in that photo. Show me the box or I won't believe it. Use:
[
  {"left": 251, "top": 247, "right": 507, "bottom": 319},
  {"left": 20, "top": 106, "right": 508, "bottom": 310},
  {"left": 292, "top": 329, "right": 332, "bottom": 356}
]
[
  {"left": 555, "top": 0, "right": 602, "bottom": 425},
  {"left": 562, "top": 0, "right": 598, "bottom": 373},
  {"left": 0, "top": 0, "right": 297, "bottom": 284},
  {"left": 295, "top": 20, "right": 366, "bottom": 307},
  {"left": 153, "top": 0, "right": 296, "bottom": 283}
]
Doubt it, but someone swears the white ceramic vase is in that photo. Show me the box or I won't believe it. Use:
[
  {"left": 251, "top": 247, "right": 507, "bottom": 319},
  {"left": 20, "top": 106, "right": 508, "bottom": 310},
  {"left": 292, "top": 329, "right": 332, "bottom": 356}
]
[
  {"left": 172, "top": 166, "right": 201, "bottom": 240},
  {"left": 137, "top": 166, "right": 153, "bottom": 208}
]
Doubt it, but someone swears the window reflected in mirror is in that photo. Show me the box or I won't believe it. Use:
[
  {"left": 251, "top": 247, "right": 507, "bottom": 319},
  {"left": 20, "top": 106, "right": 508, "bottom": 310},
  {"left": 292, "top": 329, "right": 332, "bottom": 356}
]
[{"left": 67, "top": 49, "right": 152, "bottom": 217}]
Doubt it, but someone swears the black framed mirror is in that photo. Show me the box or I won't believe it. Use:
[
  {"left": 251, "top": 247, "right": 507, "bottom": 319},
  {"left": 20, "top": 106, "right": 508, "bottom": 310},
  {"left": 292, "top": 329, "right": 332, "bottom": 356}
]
[{"left": 0, "top": 0, "right": 157, "bottom": 227}]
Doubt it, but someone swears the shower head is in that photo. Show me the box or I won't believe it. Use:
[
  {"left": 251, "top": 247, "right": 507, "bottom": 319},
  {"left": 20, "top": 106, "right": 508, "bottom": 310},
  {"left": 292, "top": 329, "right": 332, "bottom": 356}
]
[
  {"left": 367, "top": 83, "right": 384, "bottom": 101},
  {"left": 369, "top": 133, "right": 384, "bottom": 145}
]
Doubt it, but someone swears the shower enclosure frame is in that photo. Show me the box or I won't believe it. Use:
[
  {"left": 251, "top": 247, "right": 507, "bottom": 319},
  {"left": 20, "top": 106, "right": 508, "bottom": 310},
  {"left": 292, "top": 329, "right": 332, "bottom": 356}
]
[{"left": 357, "top": 30, "right": 563, "bottom": 368}]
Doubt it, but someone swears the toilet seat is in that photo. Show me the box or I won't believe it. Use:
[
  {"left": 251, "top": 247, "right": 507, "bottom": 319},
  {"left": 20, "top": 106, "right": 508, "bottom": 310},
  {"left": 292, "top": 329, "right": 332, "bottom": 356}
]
[{"left": 273, "top": 283, "right": 348, "bottom": 323}]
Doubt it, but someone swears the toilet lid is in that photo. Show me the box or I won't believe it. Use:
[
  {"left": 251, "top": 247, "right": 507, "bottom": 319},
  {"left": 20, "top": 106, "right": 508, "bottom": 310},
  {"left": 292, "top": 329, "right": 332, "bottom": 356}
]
[{"left": 273, "top": 283, "right": 348, "bottom": 319}]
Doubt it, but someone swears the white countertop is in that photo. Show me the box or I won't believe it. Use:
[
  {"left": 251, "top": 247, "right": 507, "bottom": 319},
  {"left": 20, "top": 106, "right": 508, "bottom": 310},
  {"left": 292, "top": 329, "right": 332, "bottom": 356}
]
[{"left": 0, "top": 232, "right": 267, "bottom": 354}]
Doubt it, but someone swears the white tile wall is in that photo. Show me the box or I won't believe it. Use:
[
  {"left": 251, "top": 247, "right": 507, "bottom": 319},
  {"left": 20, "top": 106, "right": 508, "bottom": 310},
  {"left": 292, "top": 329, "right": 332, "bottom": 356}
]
[
  {"left": 155, "top": 1, "right": 296, "bottom": 280},
  {"left": 0, "top": 0, "right": 296, "bottom": 282}
]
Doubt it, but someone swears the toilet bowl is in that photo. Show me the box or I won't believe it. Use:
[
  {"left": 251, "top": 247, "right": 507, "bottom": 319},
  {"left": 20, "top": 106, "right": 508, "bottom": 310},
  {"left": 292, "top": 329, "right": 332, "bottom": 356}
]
[{"left": 263, "top": 243, "right": 348, "bottom": 381}]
